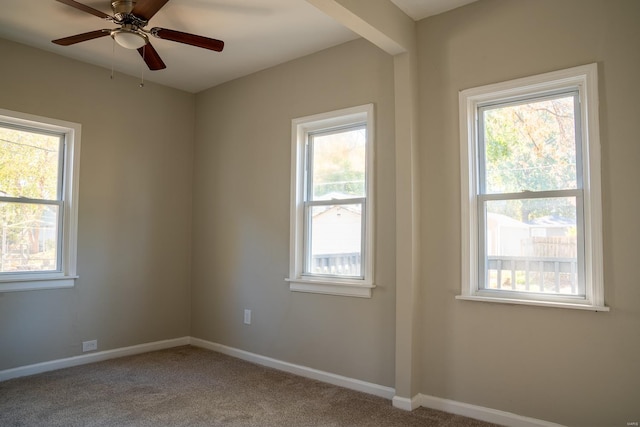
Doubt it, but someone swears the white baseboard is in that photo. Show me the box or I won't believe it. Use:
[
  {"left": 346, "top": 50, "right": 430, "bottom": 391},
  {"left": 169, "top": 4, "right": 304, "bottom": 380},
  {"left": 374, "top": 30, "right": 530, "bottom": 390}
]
[
  {"left": 417, "top": 393, "right": 566, "bottom": 427},
  {"left": 0, "top": 336, "right": 394, "bottom": 400},
  {"left": 0, "top": 337, "right": 190, "bottom": 382},
  {"left": 189, "top": 337, "right": 396, "bottom": 400},
  {"left": 0, "top": 337, "right": 563, "bottom": 427},
  {"left": 392, "top": 395, "right": 421, "bottom": 411}
]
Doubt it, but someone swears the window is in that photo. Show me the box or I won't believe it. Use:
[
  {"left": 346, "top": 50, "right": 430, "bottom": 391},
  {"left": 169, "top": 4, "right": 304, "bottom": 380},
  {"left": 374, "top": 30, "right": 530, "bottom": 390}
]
[
  {"left": 288, "top": 104, "right": 374, "bottom": 297},
  {"left": 457, "top": 64, "right": 607, "bottom": 310},
  {"left": 0, "top": 109, "right": 81, "bottom": 292}
]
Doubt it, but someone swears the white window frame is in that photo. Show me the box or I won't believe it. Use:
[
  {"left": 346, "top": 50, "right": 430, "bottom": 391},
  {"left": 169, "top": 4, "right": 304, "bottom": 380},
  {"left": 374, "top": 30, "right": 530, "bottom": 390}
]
[
  {"left": 287, "top": 104, "right": 375, "bottom": 298},
  {"left": 0, "top": 109, "right": 81, "bottom": 292},
  {"left": 456, "top": 64, "right": 608, "bottom": 311}
]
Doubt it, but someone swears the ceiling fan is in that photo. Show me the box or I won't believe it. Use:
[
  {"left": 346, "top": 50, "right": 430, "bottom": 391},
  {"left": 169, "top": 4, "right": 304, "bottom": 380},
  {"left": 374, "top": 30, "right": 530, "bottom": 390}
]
[{"left": 52, "top": 0, "right": 224, "bottom": 70}]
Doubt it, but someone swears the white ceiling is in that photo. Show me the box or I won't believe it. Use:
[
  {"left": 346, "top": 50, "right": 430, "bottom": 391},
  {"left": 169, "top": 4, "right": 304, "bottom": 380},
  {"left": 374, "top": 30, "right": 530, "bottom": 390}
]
[
  {"left": 0, "top": 0, "right": 476, "bottom": 93},
  {"left": 391, "top": 0, "right": 477, "bottom": 20}
]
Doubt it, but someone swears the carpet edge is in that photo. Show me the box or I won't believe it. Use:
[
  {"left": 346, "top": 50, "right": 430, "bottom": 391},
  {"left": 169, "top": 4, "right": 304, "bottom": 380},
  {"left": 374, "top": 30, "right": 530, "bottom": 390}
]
[
  {"left": 0, "top": 337, "right": 190, "bottom": 381},
  {"left": 189, "top": 337, "right": 396, "bottom": 400}
]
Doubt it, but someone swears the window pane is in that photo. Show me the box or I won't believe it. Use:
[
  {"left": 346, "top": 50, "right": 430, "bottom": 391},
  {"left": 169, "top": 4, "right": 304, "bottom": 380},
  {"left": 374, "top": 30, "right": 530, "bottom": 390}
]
[
  {"left": 0, "top": 125, "right": 61, "bottom": 200},
  {"left": 307, "top": 204, "right": 362, "bottom": 277},
  {"left": 0, "top": 202, "right": 59, "bottom": 273},
  {"left": 310, "top": 126, "right": 366, "bottom": 200},
  {"left": 484, "top": 197, "right": 580, "bottom": 295},
  {"left": 482, "top": 95, "right": 577, "bottom": 194}
]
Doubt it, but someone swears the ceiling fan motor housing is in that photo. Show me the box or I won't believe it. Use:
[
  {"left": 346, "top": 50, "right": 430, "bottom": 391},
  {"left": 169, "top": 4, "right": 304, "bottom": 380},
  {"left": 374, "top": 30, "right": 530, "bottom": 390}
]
[
  {"left": 111, "top": 0, "right": 148, "bottom": 27},
  {"left": 112, "top": 0, "right": 136, "bottom": 16}
]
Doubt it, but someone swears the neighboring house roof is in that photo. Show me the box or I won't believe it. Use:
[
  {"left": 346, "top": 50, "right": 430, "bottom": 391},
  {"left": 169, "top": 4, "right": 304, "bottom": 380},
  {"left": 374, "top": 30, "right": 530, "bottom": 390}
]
[
  {"left": 527, "top": 215, "right": 575, "bottom": 227},
  {"left": 313, "top": 204, "right": 362, "bottom": 218},
  {"left": 313, "top": 191, "right": 362, "bottom": 201}
]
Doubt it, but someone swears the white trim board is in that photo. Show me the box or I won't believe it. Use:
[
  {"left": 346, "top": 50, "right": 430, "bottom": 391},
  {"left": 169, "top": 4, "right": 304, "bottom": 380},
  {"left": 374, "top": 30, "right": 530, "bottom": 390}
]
[
  {"left": 415, "top": 394, "right": 566, "bottom": 427},
  {"left": 392, "top": 395, "right": 421, "bottom": 411},
  {"left": 189, "top": 337, "right": 395, "bottom": 399},
  {"left": 391, "top": 393, "right": 564, "bottom": 427},
  {"left": 0, "top": 337, "right": 190, "bottom": 382}
]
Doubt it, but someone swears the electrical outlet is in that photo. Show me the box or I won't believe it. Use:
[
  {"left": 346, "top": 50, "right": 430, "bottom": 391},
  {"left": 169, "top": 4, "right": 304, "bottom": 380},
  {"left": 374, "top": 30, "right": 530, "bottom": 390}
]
[
  {"left": 243, "top": 309, "right": 251, "bottom": 325},
  {"left": 82, "top": 339, "right": 97, "bottom": 352}
]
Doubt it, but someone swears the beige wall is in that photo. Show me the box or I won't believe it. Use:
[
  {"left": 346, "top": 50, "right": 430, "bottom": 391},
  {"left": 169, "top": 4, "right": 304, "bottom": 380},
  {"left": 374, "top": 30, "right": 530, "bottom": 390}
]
[
  {"left": 2, "top": 1, "right": 639, "bottom": 424},
  {"left": 191, "top": 38, "right": 397, "bottom": 386},
  {"left": 418, "top": 1, "right": 640, "bottom": 425},
  {"left": 0, "top": 39, "right": 194, "bottom": 369}
]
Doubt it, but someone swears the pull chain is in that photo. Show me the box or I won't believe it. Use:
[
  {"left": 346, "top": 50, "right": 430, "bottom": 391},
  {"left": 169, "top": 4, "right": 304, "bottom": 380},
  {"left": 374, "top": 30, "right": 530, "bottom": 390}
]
[
  {"left": 139, "top": 45, "right": 145, "bottom": 88},
  {"left": 110, "top": 38, "right": 115, "bottom": 80}
]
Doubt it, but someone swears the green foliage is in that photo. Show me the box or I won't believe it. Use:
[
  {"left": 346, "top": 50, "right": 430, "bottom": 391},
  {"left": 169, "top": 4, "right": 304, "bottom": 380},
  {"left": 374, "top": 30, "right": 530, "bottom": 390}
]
[
  {"left": 315, "top": 164, "right": 364, "bottom": 197},
  {"left": 483, "top": 95, "right": 578, "bottom": 223},
  {"left": 311, "top": 128, "right": 366, "bottom": 199},
  {"left": 0, "top": 125, "right": 61, "bottom": 271}
]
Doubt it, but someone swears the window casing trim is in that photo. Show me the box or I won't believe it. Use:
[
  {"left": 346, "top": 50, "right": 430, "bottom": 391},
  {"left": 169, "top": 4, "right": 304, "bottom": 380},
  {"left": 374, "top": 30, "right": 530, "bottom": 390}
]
[
  {"left": 457, "top": 64, "right": 607, "bottom": 311},
  {"left": 0, "top": 109, "right": 81, "bottom": 292},
  {"left": 288, "top": 104, "right": 375, "bottom": 298}
]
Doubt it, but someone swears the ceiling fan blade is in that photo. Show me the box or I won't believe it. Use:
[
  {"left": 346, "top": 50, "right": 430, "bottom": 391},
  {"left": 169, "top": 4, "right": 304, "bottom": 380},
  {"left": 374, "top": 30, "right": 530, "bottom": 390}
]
[
  {"left": 138, "top": 43, "right": 166, "bottom": 70},
  {"left": 150, "top": 28, "right": 224, "bottom": 52},
  {"left": 132, "top": 0, "right": 170, "bottom": 21},
  {"left": 52, "top": 29, "right": 111, "bottom": 46},
  {"left": 55, "top": 0, "right": 112, "bottom": 19}
]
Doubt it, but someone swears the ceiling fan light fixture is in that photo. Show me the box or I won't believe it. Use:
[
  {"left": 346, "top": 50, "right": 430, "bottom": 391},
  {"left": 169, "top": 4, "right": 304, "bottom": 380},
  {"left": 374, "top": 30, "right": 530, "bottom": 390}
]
[{"left": 111, "top": 28, "right": 146, "bottom": 49}]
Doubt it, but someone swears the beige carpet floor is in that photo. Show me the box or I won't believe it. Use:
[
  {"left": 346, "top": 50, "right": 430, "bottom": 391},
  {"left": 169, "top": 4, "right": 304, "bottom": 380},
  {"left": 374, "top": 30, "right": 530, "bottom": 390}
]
[{"left": 0, "top": 346, "right": 499, "bottom": 426}]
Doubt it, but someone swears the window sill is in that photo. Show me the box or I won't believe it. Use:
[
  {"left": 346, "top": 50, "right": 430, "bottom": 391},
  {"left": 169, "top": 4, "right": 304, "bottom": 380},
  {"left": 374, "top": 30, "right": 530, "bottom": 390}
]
[
  {"left": 0, "top": 274, "right": 78, "bottom": 292},
  {"left": 286, "top": 277, "right": 374, "bottom": 298},
  {"left": 455, "top": 294, "right": 609, "bottom": 312}
]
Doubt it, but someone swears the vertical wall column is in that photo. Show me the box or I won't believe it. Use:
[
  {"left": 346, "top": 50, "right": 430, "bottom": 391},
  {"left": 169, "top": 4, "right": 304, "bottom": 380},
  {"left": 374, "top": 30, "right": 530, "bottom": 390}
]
[
  {"left": 306, "top": 0, "right": 421, "bottom": 407},
  {"left": 392, "top": 50, "right": 421, "bottom": 407}
]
